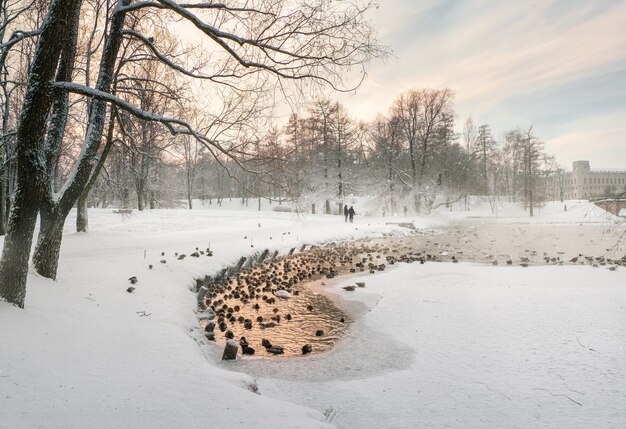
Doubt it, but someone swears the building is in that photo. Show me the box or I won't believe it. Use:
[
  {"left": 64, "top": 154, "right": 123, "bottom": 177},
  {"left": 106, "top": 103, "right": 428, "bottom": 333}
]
[{"left": 547, "top": 160, "right": 626, "bottom": 200}]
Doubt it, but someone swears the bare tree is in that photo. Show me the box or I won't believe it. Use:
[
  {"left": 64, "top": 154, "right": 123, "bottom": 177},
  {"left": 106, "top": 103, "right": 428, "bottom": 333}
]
[
  {"left": 330, "top": 102, "right": 358, "bottom": 207},
  {"left": 368, "top": 114, "right": 405, "bottom": 214},
  {"left": 0, "top": 0, "right": 83, "bottom": 307},
  {"left": 461, "top": 116, "right": 477, "bottom": 209},
  {"left": 178, "top": 134, "right": 204, "bottom": 209},
  {"left": 391, "top": 91, "right": 420, "bottom": 190},
  {"left": 0, "top": 0, "right": 383, "bottom": 307},
  {"left": 506, "top": 126, "right": 546, "bottom": 217},
  {"left": 308, "top": 99, "right": 334, "bottom": 213},
  {"left": 474, "top": 123, "right": 495, "bottom": 194},
  {"left": 0, "top": 0, "right": 42, "bottom": 236},
  {"left": 392, "top": 88, "right": 454, "bottom": 212}
]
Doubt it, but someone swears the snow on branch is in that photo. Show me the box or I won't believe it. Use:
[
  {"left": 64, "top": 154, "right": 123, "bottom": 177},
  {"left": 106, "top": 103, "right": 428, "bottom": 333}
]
[
  {"left": 51, "top": 81, "right": 259, "bottom": 173},
  {"left": 0, "top": 30, "right": 42, "bottom": 71},
  {"left": 120, "top": 1, "right": 274, "bottom": 16}
]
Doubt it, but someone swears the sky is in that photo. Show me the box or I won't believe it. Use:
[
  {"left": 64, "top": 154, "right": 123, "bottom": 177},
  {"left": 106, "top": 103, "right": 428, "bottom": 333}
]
[{"left": 335, "top": 0, "right": 626, "bottom": 169}]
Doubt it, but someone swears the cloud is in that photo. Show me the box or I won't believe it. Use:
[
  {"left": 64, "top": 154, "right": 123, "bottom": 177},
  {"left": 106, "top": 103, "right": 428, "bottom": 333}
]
[
  {"left": 545, "top": 126, "right": 626, "bottom": 169},
  {"left": 379, "top": 0, "right": 626, "bottom": 103},
  {"left": 338, "top": 0, "right": 626, "bottom": 167}
]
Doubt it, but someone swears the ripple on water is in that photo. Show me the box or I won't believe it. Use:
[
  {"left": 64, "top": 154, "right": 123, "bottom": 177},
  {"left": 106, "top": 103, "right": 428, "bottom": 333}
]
[
  {"left": 201, "top": 283, "right": 350, "bottom": 357},
  {"left": 198, "top": 233, "right": 466, "bottom": 359}
]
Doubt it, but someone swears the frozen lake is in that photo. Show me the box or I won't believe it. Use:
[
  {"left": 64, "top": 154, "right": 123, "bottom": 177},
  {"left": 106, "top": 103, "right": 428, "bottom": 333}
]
[
  {"left": 1, "top": 203, "right": 624, "bottom": 428},
  {"left": 243, "top": 263, "right": 626, "bottom": 428}
]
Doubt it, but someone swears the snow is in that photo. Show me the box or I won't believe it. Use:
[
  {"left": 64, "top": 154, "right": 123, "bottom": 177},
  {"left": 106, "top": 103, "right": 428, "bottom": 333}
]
[
  {"left": 432, "top": 199, "right": 623, "bottom": 224},
  {"left": 1, "top": 202, "right": 624, "bottom": 428},
  {"left": 250, "top": 264, "right": 626, "bottom": 428}
]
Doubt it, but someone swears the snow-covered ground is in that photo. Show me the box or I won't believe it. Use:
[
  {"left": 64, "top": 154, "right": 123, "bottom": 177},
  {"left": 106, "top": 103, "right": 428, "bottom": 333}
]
[{"left": 1, "top": 201, "right": 624, "bottom": 428}]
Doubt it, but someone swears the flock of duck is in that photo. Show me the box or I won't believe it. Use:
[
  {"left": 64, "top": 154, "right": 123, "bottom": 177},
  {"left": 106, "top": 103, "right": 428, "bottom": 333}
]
[
  {"left": 197, "top": 240, "right": 404, "bottom": 358},
  {"left": 130, "top": 229, "right": 624, "bottom": 359}
]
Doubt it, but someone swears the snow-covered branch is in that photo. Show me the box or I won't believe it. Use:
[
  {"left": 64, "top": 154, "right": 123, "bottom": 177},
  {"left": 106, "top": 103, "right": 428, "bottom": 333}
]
[
  {"left": 0, "top": 30, "right": 42, "bottom": 72},
  {"left": 51, "top": 81, "right": 259, "bottom": 174}
]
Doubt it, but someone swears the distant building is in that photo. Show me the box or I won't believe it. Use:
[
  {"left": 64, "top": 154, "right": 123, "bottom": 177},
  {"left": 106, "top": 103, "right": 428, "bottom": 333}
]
[{"left": 547, "top": 160, "right": 626, "bottom": 200}]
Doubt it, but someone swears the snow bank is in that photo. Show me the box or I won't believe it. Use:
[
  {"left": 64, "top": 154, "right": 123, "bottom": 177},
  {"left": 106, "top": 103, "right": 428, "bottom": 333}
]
[{"left": 433, "top": 199, "right": 623, "bottom": 224}]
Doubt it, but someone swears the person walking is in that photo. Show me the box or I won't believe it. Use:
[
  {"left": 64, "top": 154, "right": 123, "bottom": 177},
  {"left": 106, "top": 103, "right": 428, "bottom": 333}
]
[
  {"left": 344, "top": 205, "right": 349, "bottom": 222},
  {"left": 348, "top": 206, "right": 355, "bottom": 223},
  {"left": 403, "top": 206, "right": 408, "bottom": 217}
]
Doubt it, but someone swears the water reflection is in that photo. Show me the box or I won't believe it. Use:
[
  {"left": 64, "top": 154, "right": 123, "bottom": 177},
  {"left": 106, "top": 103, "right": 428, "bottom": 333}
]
[{"left": 201, "top": 282, "right": 348, "bottom": 357}]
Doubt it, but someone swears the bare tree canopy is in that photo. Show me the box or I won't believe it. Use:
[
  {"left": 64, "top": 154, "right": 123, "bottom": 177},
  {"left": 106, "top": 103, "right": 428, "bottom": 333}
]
[{"left": 0, "top": 0, "right": 384, "bottom": 307}]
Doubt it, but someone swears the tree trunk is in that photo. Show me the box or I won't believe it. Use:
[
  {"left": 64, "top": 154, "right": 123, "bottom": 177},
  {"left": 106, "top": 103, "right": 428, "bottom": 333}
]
[
  {"left": 0, "top": 186, "right": 41, "bottom": 307},
  {"left": 0, "top": 169, "right": 5, "bottom": 236},
  {"left": 31, "top": 3, "right": 128, "bottom": 281},
  {"left": 32, "top": 206, "right": 66, "bottom": 280},
  {"left": 75, "top": 106, "right": 117, "bottom": 232},
  {"left": 4, "top": 177, "right": 10, "bottom": 225},
  {"left": 76, "top": 192, "right": 88, "bottom": 232},
  {"left": 409, "top": 139, "right": 417, "bottom": 187},
  {"left": 137, "top": 181, "right": 144, "bottom": 210},
  {"left": 0, "top": 0, "right": 82, "bottom": 307},
  {"left": 528, "top": 148, "right": 534, "bottom": 217},
  {"left": 529, "top": 176, "right": 534, "bottom": 217}
]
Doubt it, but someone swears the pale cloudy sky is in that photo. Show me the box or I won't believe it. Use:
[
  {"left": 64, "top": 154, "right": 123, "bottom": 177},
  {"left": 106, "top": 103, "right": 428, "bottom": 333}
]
[{"left": 336, "top": 0, "right": 626, "bottom": 169}]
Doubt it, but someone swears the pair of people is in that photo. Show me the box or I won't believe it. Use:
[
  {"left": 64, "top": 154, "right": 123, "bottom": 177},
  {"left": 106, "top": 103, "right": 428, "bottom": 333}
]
[{"left": 343, "top": 205, "right": 356, "bottom": 223}]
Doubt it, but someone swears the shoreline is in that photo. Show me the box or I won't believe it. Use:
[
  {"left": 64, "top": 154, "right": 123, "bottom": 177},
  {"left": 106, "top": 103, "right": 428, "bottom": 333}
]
[{"left": 203, "top": 219, "right": 625, "bottom": 360}]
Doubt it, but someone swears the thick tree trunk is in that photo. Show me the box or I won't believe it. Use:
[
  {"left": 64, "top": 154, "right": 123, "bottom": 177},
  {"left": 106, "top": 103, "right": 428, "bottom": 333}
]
[
  {"left": 32, "top": 207, "right": 66, "bottom": 280},
  {"left": 0, "top": 0, "right": 82, "bottom": 307},
  {"left": 76, "top": 193, "right": 88, "bottom": 232},
  {"left": 137, "top": 181, "right": 144, "bottom": 210},
  {"left": 0, "top": 186, "right": 41, "bottom": 307},
  {"left": 31, "top": 3, "right": 128, "bottom": 281},
  {"left": 0, "top": 169, "right": 5, "bottom": 236},
  {"left": 5, "top": 164, "right": 12, "bottom": 222}
]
